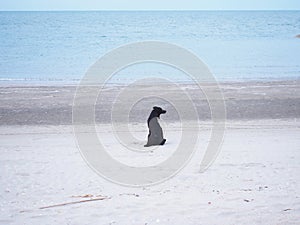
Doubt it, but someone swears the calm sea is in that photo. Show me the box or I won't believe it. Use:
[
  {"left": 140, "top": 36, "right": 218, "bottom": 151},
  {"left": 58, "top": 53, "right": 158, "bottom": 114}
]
[{"left": 0, "top": 11, "right": 299, "bottom": 84}]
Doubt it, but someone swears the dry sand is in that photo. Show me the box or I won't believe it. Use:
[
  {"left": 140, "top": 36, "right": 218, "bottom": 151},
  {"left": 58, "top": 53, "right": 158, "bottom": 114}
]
[{"left": 0, "top": 80, "right": 300, "bottom": 225}]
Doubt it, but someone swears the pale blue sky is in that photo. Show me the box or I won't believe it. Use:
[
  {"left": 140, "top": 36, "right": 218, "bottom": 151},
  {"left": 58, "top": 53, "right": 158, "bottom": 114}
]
[{"left": 1, "top": 0, "right": 300, "bottom": 11}]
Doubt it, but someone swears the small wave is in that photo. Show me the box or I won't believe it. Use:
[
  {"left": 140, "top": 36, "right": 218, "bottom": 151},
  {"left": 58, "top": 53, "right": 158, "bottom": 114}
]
[{"left": 0, "top": 78, "right": 28, "bottom": 81}]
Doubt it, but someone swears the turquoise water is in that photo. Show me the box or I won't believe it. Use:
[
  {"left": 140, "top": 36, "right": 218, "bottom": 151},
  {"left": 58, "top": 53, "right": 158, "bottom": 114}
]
[{"left": 0, "top": 11, "right": 300, "bottom": 84}]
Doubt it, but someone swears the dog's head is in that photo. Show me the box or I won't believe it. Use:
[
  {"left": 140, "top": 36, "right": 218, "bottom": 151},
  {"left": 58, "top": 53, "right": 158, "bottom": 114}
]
[
  {"left": 147, "top": 106, "right": 166, "bottom": 124},
  {"left": 153, "top": 106, "right": 166, "bottom": 117}
]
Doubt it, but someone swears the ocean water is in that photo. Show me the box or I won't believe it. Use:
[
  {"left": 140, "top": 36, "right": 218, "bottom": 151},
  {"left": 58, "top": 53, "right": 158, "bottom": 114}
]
[{"left": 0, "top": 11, "right": 300, "bottom": 84}]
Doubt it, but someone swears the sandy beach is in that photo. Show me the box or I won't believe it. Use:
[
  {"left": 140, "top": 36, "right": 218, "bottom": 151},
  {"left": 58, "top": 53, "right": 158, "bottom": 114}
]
[
  {"left": 0, "top": 81, "right": 300, "bottom": 225},
  {"left": 0, "top": 80, "right": 300, "bottom": 224}
]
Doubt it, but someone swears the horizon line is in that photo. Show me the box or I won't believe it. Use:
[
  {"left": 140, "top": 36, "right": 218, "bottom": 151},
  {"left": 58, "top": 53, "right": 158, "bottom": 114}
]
[{"left": 1, "top": 9, "right": 300, "bottom": 12}]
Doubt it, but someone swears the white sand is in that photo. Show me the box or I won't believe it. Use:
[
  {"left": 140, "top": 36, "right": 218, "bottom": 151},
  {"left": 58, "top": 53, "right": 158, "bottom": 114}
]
[{"left": 0, "top": 119, "right": 299, "bottom": 225}]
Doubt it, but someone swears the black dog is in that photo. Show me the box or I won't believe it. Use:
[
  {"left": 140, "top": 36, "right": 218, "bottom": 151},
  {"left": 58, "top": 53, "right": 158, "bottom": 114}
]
[{"left": 144, "top": 106, "right": 166, "bottom": 147}]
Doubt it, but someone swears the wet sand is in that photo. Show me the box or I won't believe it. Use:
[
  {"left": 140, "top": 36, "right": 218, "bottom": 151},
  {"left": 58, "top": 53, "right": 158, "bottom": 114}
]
[{"left": 0, "top": 80, "right": 299, "bottom": 125}]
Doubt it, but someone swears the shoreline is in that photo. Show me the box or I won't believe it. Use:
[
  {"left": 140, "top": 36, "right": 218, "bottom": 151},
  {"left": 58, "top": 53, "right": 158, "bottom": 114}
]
[{"left": 0, "top": 77, "right": 299, "bottom": 87}]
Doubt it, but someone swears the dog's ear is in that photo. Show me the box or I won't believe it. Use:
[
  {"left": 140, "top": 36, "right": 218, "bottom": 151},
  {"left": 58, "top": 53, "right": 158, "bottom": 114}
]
[{"left": 153, "top": 106, "right": 160, "bottom": 111}]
